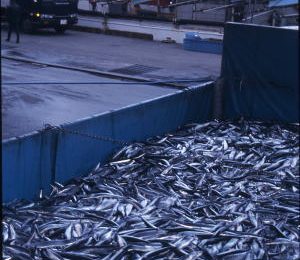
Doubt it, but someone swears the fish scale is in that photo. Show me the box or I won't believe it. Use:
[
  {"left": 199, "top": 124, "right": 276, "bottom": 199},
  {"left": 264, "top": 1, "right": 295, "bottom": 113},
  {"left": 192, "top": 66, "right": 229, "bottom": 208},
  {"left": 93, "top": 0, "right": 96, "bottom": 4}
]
[{"left": 2, "top": 120, "right": 299, "bottom": 260}]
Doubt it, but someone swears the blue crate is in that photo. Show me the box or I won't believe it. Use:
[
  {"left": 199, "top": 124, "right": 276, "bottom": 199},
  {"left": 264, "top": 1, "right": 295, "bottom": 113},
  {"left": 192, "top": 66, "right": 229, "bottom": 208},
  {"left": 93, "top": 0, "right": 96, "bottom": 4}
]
[
  {"left": 183, "top": 38, "right": 223, "bottom": 54},
  {"left": 185, "top": 32, "right": 202, "bottom": 40}
]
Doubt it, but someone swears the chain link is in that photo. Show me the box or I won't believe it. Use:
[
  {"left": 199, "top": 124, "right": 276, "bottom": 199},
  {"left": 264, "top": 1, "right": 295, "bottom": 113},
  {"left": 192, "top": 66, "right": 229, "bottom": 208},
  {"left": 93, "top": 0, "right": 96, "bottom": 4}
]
[{"left": 43, "top": 124, "right": 129, "bottom": 146}]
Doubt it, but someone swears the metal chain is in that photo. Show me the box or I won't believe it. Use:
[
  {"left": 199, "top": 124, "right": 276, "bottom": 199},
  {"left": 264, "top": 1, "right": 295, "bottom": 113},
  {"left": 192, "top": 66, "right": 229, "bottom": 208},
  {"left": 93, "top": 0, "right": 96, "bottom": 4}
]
[{"left": 43, "top": 124, "right": 129, "bottom": 146}]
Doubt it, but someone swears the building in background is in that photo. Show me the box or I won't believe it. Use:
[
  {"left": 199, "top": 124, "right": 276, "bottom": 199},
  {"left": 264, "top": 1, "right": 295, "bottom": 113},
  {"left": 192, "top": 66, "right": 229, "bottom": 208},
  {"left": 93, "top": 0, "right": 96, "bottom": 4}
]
[
  {"left": 81, "top": 0, "right": 298, "bottom": 27},
  {"left": 268, "top": 0, "right": 298, "bottom": 26}
]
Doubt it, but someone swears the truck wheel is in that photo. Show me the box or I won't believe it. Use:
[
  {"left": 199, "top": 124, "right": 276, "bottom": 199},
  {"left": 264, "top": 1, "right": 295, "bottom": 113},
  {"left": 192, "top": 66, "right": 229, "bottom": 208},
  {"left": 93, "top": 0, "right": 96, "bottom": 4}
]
[
  {"left": 55, "top": 26, "right": 66, "bottom": 33},
  {"left": 22, "top": 18, "right": 34, "bottom": 34}
]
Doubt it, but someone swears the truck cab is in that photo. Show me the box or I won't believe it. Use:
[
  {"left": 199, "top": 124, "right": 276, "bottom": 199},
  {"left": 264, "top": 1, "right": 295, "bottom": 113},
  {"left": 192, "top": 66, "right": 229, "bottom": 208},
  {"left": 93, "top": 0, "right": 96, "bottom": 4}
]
[{"left": 2, "top": 0, "right": 78, "bottom": 33}]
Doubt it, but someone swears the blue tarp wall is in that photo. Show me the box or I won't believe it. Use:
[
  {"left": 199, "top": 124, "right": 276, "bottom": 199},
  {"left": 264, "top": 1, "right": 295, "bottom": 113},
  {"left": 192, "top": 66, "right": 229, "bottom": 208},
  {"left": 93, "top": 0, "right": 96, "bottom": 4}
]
[
  {"left": 2, "top": 84, "right": 214, "bottom": 202},
  {"left": 221, "top": 23, "right": 299, "bottom": 123}
]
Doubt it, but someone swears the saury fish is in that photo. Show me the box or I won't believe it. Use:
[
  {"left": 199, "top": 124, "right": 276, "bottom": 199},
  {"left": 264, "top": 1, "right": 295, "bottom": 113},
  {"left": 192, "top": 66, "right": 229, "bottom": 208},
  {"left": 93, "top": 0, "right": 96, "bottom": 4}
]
[{"left": 2, "top": 120, "right": 299, "bottom": 259}]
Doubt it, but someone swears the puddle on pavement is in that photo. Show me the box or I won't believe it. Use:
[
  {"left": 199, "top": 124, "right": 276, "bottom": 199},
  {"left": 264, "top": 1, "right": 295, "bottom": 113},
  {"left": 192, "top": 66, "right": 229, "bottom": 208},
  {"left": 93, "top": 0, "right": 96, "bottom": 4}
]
[{"left": 7, "top": 50, "right": 28, "bottom": 57}]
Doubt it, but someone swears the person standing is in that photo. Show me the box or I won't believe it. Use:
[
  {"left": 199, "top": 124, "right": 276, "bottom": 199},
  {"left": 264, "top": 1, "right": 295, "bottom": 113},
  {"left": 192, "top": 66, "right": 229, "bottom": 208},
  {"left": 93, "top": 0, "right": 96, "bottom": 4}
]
[
  {"left": 6, "top": 0, "right": 22, "bottom": 43},
  {"left": 89, "top": 0, "right": 97, "bottom": 12}
]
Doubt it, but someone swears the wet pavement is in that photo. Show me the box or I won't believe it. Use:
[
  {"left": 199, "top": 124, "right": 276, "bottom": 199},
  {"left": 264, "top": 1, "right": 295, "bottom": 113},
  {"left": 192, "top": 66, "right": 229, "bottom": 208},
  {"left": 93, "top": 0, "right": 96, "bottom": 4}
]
[
  {"left": 1, "top": 29, "right": 221, "bottom": 139},
  {"left": 2, "top": 58, "right": 175, "bottom": 139},
  {"left": 1, "top": 29, "right": 221, "bottom": 80}
]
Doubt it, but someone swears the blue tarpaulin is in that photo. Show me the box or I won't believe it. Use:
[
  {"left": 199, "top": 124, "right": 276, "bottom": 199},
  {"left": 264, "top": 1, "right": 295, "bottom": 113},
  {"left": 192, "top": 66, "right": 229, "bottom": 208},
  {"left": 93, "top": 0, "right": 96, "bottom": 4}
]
[
  {"left": 268, "top": 0, "right": 298, "bottom": 7},
  {"left": 221, "top": 23, "right": 299, "bottom": 123},
  {"left": 2, "top": 83, "right": 214, "bottom": 202}
]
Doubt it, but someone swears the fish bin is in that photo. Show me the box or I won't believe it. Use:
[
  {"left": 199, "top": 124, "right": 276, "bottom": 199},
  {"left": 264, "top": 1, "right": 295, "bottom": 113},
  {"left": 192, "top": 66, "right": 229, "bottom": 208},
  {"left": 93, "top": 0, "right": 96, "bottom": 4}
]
[{"left": 2, "top": 23, "right": 299, "bottom": 259}]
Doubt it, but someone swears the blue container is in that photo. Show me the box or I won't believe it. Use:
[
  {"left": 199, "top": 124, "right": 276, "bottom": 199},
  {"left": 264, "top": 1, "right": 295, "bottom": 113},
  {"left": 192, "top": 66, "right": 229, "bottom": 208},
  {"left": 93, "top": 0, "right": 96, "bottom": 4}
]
[
  {"left": 2, "top": 83, "right": 214, "bottom": 202},
  {"left": 185, "top": 32, "right": 202, "bottom": 40},
  {"left": 183, "top": 38, "right": 223, "bottom": 54},
  {"left": 2, "top": 23, "right": 298, "bottom": 202}
]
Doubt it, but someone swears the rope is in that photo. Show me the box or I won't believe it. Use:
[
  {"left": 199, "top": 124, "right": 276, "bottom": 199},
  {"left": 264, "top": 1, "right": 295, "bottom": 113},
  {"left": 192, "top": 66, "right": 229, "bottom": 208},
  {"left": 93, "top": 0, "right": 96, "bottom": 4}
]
[
  {"left": 44, "top": 124, "right": 130, "bottom": 145},
  {"left": 2, "top": 77, "right": 214, "bottom": 85}
]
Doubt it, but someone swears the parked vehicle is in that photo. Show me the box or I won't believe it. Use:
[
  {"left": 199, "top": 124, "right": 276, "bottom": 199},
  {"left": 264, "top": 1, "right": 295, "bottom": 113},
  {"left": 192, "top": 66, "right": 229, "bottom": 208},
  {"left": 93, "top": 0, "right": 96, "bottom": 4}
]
[{"left": 1, "top": 0, "right": 78, "bottom": 33}]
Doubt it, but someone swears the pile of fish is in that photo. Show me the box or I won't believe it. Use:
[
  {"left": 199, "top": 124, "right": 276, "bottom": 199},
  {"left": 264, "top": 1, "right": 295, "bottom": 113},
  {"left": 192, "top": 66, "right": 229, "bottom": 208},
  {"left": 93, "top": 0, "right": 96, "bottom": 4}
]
[{"left": 3, "top": 120, "right": 300, "bottom": 260}]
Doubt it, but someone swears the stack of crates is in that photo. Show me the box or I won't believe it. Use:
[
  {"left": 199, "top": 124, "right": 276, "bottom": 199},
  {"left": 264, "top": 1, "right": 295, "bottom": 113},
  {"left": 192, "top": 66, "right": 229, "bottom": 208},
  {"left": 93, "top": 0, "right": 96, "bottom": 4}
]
[{"left": 183, "top": 32, "right": 223, "bottom": 54}]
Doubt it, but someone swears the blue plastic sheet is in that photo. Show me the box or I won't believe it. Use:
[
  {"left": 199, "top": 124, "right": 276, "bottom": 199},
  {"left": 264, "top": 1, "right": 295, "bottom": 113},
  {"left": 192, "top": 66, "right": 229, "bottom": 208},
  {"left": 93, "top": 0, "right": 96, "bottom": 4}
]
[
  {"left": 221, "top": 23, "right": 299, "bottom": 123},
  {"left": 2, "top": 83, "right": 214, "bottom": 202}
]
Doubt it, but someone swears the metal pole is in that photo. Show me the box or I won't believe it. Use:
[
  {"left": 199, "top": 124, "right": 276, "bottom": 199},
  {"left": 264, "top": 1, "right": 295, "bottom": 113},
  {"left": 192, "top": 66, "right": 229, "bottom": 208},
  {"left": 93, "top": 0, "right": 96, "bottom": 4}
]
[
  {"left": 250, "top": 0, "right": 254, "bottom": 23},
  {"left": 192, "top": 1, "right": 196, "bottom": 20},
  {"left": 157, "top": 0, "right": 161, "bottom": 17},
  {"left": 102, "top": 5, "right": 108, "bottom": 32}
]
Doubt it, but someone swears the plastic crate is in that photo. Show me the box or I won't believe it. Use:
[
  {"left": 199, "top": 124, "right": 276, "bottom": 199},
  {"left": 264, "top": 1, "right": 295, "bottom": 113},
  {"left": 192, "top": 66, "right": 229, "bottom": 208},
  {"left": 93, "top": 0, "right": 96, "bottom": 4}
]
[
  {"left": 185, "top": 32, "right": 202, "bottom": 40},
  {"left": 183, "top": 38, "right": 223, "bottom": 54}
]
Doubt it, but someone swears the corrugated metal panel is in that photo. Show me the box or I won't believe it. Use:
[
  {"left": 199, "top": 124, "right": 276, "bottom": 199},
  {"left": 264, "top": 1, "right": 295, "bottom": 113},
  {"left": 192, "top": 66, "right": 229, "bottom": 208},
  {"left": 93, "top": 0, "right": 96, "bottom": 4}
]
[{"left": 176, "top": 3, "right": 227, "bottom": 22}]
